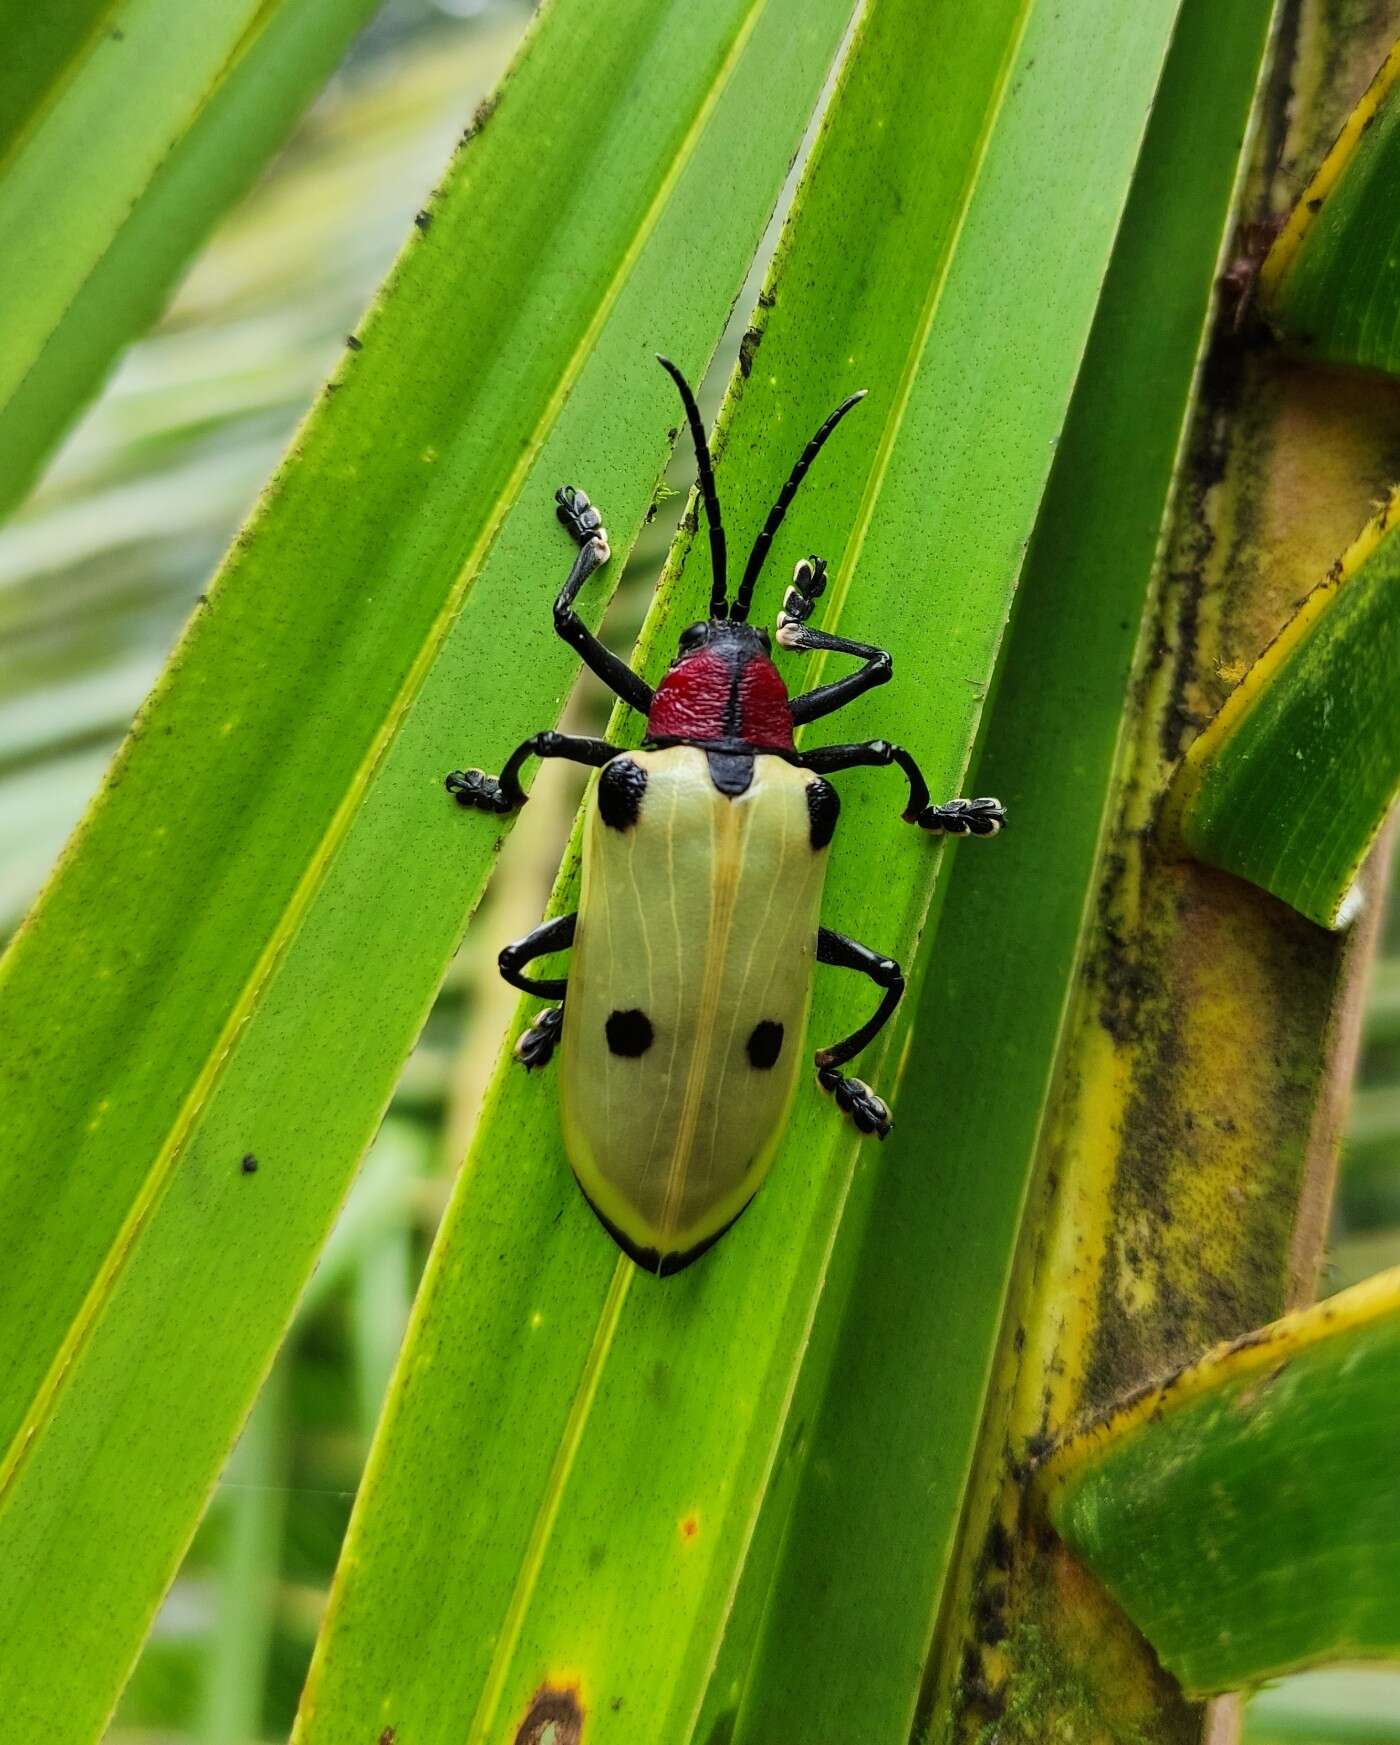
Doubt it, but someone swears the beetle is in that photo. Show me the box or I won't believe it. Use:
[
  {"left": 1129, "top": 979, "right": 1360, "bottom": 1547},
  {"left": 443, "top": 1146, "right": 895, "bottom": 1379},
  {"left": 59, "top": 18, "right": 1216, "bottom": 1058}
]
[{"left": 446, "top": 356, "right": 1005, "bottom": 1275}]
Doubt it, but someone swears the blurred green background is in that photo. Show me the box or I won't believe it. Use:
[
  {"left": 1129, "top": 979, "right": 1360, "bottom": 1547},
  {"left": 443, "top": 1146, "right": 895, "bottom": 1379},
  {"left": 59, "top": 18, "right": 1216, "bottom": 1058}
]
[{"left": 2, "top": 5, "right": 1394, "bottom": 1738}]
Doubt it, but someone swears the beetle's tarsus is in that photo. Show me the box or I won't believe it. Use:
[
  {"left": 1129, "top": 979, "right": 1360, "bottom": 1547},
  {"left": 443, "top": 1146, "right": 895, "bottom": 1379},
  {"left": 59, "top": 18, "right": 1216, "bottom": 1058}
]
[
  {"left": 818, "top": 1066, "right": 892, "bottom": 1139},
  {"left": 779, "top": 554, "right": 829, "bottom": 629},
  {"left": 516, "top": 1005, "right": 564, "bottom": 1069},
  {"left": 555, "top": 484, "right": 610, "bottom": 559},
  {"left": 917, "top": 796, "right": 1006, "bottom": 836},
  {"left": 445, "top": 767, "right": 515, "bottom": 814}
]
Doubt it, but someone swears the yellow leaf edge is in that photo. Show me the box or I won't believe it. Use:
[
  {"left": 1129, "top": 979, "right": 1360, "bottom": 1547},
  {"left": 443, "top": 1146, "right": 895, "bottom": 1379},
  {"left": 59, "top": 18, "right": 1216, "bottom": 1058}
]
[
  {"left": 1258, "top": 34, "right": 1400, "bottom": 303},
  {"left": 1034, "top": 1261, "right": 1400, "bottom": 1511},
  {"left": 1157, "top": 481, "right": 1400, "bottom": 910}
]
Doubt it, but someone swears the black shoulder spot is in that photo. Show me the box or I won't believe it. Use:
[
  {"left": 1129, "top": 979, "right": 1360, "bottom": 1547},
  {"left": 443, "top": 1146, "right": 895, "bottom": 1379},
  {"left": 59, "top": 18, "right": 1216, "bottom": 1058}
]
[
  {"left": 806, "top": 777, "right": 840, "bottom": 850},
  {"left": 605, "top": 1008, "right": 654, "bottom": 1057},
  {"left": 597, "top": 756, "right": 647, "bottom": 829},
  {"left": 746, "top": 1019, "right": 784, "bottom": 1070}
]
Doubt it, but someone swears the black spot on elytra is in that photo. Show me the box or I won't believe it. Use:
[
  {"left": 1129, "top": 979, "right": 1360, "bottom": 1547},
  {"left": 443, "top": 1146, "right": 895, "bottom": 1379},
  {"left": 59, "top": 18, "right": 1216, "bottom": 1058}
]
[
  {"left": 806, "top": 777, "right": 840, "bottom": 849},
  {"left": 606, "top": 1008, "right": 653, "bottom": 1057},
  {"left": 746, "top": 1020, "right": 784, "bottom": 1070},
  {"left": 598, "top": 756, "right": 647, "bottom": 829}
]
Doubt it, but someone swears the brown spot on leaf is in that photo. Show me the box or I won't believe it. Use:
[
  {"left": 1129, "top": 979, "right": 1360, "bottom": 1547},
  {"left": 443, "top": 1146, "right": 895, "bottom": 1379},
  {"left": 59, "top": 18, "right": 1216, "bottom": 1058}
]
[
  {"left": 379, "top": 1729, "right": 396, "bottom": 1745},
  {"left": 680, "top": 1512, "right": 700, "bottom": 1541},
  {"left": 514, "top": 1685, "right": 584, "bottom": 1745}
]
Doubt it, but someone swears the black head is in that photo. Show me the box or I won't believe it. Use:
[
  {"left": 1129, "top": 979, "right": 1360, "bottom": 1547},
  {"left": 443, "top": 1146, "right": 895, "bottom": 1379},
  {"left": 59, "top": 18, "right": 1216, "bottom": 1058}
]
[
  {"left": 675, "top": 618, "right": 772, "bottom": 660},
  {"left": 656, "top": 355, "right": 866, "bottom": 626}
]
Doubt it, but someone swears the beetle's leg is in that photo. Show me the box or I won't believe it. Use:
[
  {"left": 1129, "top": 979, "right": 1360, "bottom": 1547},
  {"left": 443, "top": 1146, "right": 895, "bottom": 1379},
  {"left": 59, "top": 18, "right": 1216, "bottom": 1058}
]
[
  {"left": 784, "top": 625, "right": 893, "bottom": 724},
  {"left": 446, "top": 731, "right": 618, "bottom": 814},
  {"left": 780, "top": 559, "right": 893, "bottom": 725},
  {"left": 552, "top": 486, "right": 654, "bottom": 715},
  {"left": 799, "top": 739, "right": 1006, "bottom": 835},
  {"left": 813, "top": 926, "right": 903, "bottom": 1139},
  {"left": 499, "top": 913, "right": 576, "bottom": 1069}
]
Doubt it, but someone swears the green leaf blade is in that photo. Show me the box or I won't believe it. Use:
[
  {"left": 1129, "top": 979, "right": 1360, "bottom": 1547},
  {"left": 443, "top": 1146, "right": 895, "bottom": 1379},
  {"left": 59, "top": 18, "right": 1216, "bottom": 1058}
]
[
  {"left": 0, "top": 1, "right": 858, "bottom": 1736},
  {"left": 1162, "top": 502, "right": 1400, "bottom": 929},
  {"left": 292, "top": 2, "right": 1187, "bottom": 1739},
  {"left": 1258, "top": 40, "right": 1400, "bottom": 377},
  {"left": 1045, "top": 1267, "right": 1400, "bottom": 1695},
  {"left": 0, "top": 0, "right": 384, "bottom": 521}
]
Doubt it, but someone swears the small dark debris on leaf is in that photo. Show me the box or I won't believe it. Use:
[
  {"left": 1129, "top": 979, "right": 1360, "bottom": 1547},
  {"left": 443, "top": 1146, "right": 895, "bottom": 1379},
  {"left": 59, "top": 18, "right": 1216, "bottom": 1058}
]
[
  {"left": 462, "top": 92, "right": 498, "bottom": 145},
  {"left": 379, "top": 1730, "right": 396, "bottom": 1745},
  {"left": 1024, "top": 1429, "right": 1054, "bottom": 1466},
  {"left": 757, "top": 287, "right": 776, "bottom": 309},
  {"left": 975, "top": 1586, "right": 1007, "bottom": 1646},
  {"left": 240, "top": 1153, "right": 258, "bottom": 1175},
  {"left": 111, "top": 27, "right": 125, "bottom": 40},
  {"left": 414, "top": 210, "right": 432, "bottom": 231},
  {"left": 346, "top": 334, "right": 363, "bottom": 352},
  {"left": 987, "top": 1520, "right": 1013, "bottom": 1570},
  {"left": 1217, "top": 215, "right": 1283, "bottom": 333},
  {"left": 738, "top": 325, "right": 762, "bottom": 378}
]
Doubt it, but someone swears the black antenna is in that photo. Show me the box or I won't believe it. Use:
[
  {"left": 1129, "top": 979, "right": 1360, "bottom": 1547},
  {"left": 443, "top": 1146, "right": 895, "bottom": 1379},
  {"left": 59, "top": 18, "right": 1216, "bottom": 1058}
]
[
  {"left": 730, "top": 390, "right": 866, "bottom": 623},
  {"left": 657, "top": 355, "right": 728, "bottom": 620}
]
